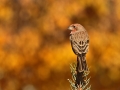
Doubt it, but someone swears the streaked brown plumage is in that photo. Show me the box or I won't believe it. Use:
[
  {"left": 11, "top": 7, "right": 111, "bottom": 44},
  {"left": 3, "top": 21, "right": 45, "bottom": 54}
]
[{"left": 68, "top": 23, "right": 89, "bottom": 86}]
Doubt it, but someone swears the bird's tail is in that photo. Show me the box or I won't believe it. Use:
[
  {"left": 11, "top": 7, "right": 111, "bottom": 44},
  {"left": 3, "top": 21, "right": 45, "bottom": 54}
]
[
  {"left": 75, "top": 54, "right": 88, "bottom": 87},
  {"left": 77, "top": 54, "right": 88, "bottom": 72}
]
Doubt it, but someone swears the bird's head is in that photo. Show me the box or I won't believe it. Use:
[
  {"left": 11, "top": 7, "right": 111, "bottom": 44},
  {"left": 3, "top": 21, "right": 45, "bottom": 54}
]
[{"left": 68, "top": 23, "right": 85, "bottom": 34}]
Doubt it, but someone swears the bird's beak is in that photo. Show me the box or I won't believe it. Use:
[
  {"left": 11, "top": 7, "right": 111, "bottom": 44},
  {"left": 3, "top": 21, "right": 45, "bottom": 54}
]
[{"left": 68, "top": 26, "right": 73, "bottom": 30}]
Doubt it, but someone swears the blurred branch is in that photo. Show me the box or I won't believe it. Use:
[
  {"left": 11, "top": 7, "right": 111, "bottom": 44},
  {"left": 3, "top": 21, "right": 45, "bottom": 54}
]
[{"left": 108, "top": 0, "right": 117, "bottom": 32}]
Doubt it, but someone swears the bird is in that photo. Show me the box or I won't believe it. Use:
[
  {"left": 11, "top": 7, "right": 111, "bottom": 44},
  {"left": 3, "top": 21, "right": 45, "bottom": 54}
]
[{"left": 68, "top": 23, "right": 89, "bottom": 86}]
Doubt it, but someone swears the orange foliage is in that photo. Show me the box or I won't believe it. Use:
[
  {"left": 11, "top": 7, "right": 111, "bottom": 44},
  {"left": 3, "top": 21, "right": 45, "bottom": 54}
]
[{"left": 0, "top": 0, "right": 120, "bottom": 90}]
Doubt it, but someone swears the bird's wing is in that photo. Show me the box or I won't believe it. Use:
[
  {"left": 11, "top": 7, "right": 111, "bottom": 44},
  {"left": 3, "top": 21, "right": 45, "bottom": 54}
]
[
  {"left": 71, "top": 39, "right": 89, "bottom": 55},
  {"left": 70, "top": 40, "right": 82, "bottom": 55}
]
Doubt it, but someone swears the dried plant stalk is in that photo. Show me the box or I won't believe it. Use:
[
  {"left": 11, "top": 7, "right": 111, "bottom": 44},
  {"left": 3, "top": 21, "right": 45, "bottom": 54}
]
[{"left": 68, "top": 63, "right": 91, "bottom": 90}]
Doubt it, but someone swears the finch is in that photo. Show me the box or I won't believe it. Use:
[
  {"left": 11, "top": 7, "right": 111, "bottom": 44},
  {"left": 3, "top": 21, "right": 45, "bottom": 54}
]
[{"left": 68, "top": 24, "right": 89, "bottom": 86}]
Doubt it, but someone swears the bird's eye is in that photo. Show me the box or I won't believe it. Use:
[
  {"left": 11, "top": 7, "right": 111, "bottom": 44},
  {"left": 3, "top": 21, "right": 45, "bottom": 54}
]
[{"left": 73, "top": 26, "right": 76, "bottom": 28}]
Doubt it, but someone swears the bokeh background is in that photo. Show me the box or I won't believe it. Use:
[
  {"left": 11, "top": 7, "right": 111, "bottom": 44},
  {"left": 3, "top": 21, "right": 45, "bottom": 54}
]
[{"left": 0, "top": 0, "right": 120, "bottom": 90}]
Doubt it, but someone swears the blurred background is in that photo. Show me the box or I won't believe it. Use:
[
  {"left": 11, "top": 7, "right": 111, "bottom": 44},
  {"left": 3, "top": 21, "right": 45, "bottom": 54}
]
[{"left": 0, "top": 0, "right": 120, "bottom": 90}]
